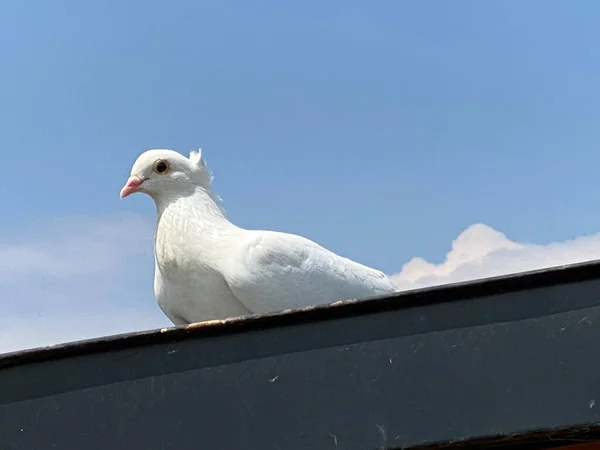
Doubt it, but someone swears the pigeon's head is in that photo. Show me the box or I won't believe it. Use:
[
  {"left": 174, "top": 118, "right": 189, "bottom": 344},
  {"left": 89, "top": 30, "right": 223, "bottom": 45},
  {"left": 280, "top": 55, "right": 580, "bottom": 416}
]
[{"left": 120, "top": 149, "right": 211, "bottom": 200}]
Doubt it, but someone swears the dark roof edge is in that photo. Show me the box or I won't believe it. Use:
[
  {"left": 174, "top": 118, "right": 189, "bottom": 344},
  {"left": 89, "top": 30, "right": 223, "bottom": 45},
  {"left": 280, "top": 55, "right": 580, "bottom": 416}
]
[{"left": 2, "top": 259, "right": 600, "bottom": 368}]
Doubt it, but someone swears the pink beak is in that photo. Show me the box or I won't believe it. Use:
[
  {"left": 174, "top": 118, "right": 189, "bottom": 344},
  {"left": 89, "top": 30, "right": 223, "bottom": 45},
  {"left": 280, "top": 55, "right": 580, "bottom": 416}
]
[{"left": 120, "top": 176, "right": 145, "bottom": 199}]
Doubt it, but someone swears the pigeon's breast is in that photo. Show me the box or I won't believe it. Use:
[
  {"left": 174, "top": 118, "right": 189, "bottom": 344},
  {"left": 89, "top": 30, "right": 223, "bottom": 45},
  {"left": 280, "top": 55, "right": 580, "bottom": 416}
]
[{"left": 154, "top": 233, "right": 251, "bottom": 323}]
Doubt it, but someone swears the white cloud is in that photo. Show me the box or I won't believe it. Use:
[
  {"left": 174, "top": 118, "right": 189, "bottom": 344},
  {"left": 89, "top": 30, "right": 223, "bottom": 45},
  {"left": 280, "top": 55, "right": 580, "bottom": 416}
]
[
  {"left": 0, "top": 213, "right": 171, "bottom": 355},
  {"left": 0, "top": 214, "right": 154, "bottom": 280},
  {"left": 391, "top": 223, "right": 600, "bottom": 290}
]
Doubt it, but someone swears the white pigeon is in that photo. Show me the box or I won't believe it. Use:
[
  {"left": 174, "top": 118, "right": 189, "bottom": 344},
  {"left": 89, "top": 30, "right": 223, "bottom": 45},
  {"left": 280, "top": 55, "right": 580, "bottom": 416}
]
[{"left": 120, "top": 148, "right": 398, "bottom": 325}]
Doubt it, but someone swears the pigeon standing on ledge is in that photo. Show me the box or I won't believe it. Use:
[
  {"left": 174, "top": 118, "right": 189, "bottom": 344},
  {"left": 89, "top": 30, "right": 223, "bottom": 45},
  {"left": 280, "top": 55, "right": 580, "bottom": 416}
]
[{"left": 120, "top": 149, "right": 397, "bottom": 325}]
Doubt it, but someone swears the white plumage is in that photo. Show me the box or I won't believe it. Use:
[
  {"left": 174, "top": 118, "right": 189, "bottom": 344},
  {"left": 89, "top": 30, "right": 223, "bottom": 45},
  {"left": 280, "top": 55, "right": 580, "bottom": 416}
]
[{"left": 120, "top": 148, "right": 397, "bottom": 325}]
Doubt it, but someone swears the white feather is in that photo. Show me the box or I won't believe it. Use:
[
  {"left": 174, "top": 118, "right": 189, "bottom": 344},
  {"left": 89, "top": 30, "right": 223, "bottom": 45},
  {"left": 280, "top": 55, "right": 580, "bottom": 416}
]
[
  {"left": 122, "top": 148, "right": 398, "bottom": 325},
  {"left": 223, "top": 230, "right": 396, "bottom": 313},
  {"left": 188, "top": 148, "right": 204, "bottom": 168}
]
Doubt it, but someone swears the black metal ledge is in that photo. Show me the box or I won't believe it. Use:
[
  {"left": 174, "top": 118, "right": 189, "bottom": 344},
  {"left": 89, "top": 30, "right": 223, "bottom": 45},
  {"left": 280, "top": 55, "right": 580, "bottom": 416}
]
[{"left": 2, "top": 261, "right": 600, "bottom": 449}]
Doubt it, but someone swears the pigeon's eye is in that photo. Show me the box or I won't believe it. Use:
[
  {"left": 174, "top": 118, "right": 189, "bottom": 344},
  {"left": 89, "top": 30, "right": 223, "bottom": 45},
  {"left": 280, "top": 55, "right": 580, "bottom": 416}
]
[{"left": 153, "top": 160, "right": 169, "bottom": 174}]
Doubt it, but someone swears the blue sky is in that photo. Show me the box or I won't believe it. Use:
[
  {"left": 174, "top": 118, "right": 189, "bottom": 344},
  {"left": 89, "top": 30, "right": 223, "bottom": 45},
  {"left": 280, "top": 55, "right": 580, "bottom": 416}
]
[{"left": 2, "top": 1, "right": 600, "bottom": 352}]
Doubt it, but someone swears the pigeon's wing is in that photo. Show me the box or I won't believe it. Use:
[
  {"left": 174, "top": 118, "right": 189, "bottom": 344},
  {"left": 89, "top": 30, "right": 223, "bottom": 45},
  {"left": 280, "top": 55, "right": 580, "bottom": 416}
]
[{"left": 223, "top": 230, "right": 397, "bottom": 314}]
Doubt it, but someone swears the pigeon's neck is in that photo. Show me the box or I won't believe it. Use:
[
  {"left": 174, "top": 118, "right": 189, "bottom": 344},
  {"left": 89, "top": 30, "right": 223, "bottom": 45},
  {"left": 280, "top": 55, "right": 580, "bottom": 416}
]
[
  {"left": 154, "top": 186, "right": 235, "bottom": 231},
  {"left": 153, "top": 187, "right": 239, "bottom": 273}
]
